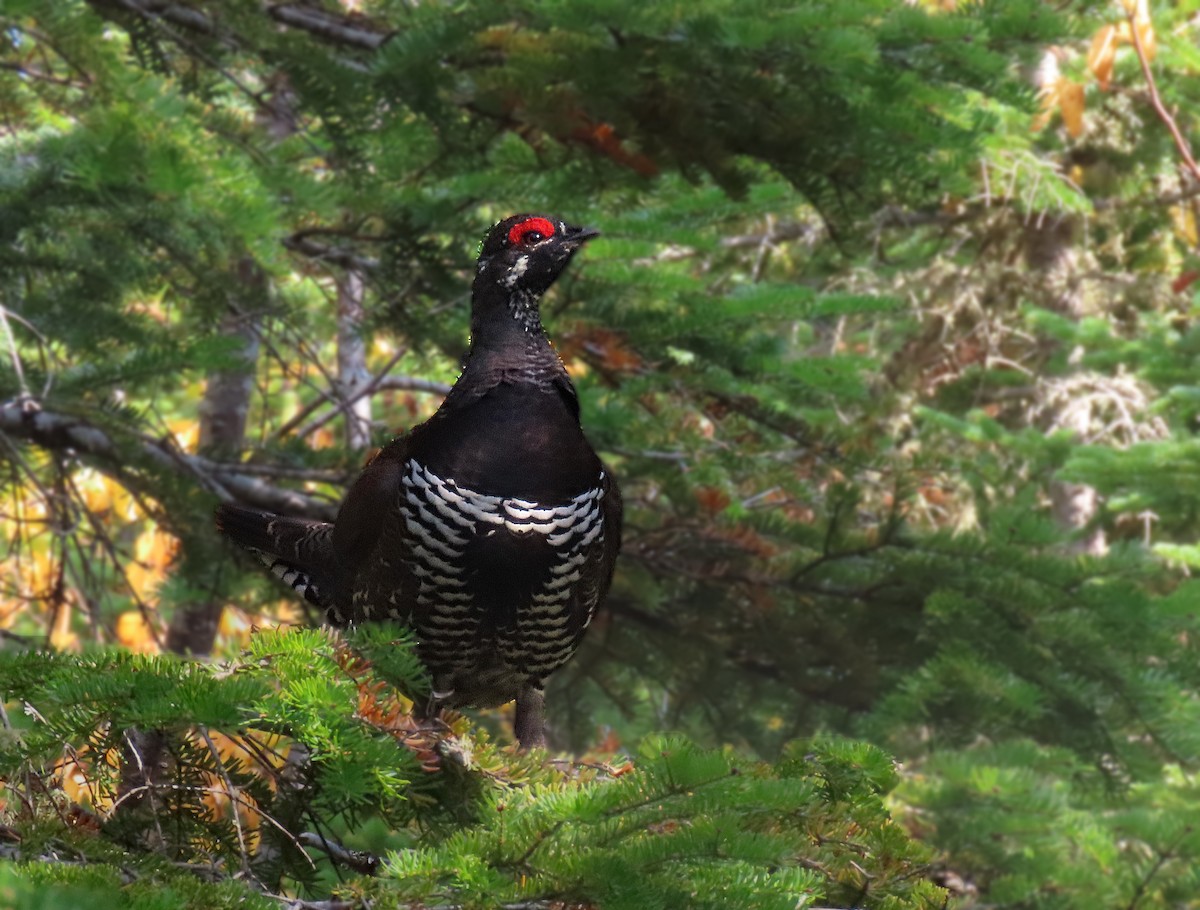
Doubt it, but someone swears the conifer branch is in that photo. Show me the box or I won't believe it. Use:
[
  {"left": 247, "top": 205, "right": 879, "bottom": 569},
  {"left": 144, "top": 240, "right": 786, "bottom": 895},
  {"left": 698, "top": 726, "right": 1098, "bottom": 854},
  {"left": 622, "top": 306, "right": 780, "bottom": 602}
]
[
  {"left": 0, "top": 400, "right": 337, "bottom": 519},
  {"left": 85, "top": 1, "right": 393, "bottom": 53},
  {"left": 266, "top": 4, "right": 393, "bottom": 51},
  {"left": 282, "top": 235, "right": 381, "bottom": 272},
  {"left": 90, "top": 0, "right": 222, "bottom": 37}
]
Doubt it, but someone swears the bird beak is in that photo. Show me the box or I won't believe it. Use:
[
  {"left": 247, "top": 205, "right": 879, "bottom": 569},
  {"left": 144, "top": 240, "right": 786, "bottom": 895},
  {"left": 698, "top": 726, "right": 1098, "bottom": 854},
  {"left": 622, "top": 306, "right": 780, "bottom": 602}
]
[{"left": 566, "top": 225, "right": 601, "bottom": 244}]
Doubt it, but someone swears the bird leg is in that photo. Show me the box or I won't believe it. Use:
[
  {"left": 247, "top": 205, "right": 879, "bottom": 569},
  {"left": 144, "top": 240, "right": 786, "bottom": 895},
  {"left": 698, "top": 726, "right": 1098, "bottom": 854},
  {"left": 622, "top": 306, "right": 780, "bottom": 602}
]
[
  {"left": 405, "top": 685, "right": 452, "bottom": 737},
  {"left": 425, "top": 685, "right": 455, "bottom": 716},
  {"left": 513, "top": 683, "right": 546, "bottom": 750}
]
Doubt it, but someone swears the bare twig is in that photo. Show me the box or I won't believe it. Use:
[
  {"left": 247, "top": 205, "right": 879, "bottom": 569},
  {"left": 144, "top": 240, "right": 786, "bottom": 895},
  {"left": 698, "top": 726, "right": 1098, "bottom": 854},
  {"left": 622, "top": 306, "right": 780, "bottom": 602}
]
[
  {"left": 61, "top": 470, "right": 166, "bottom": 649},
  {"left": 202, "top": 461, "right": 347, "bottom": 483},
  {"left": 1092, "top": 182, "right": 1200, "bottom": 211},
  {"left": 0, "top": 61, "right": 88, "bottom": 88},
  {"left": 0, "top": 628, "right": 39, "bottom": 646},
  {"left": 265, "top": 899, "right": 362, "bottom": 910},
  {"left": 0, "top": 306, "right": 34, "bottom": 406},
  {"left": 288, "top": 373, "right": 451, "bottom": 442},
  {"left": 631, "top": 219, "right": 820, "bottom": 266},
  {"left": 6, "top": 23, "right": 95, "bottom": 86},
  {"left": 116, "top": 729, "right": 167, "bottom": 845},
  {"left": 1127, "top": 6, "right": 1200, "bottom": 183},
  {"left": 298, "top": 831, "right": 380, "bottom": 875},
  {"left": 270, "top": 342, "right": 418, "bottom": 443},
  {"left": 198, "top": 726, "right": 253, "bottom": 880},
  {"left": 233, "top": 780, "right": 319, "bottom": 871},
  {"left": 1125, "top": 829, "right": 1188, "bottom": 910}
]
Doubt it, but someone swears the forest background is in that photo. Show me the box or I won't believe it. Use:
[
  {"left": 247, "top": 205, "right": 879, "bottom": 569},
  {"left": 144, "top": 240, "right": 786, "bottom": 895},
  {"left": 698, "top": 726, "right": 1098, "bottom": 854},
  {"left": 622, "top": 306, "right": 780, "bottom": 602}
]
[{"left": 2, "top": 1, "right": 1200, "bottom": 908}]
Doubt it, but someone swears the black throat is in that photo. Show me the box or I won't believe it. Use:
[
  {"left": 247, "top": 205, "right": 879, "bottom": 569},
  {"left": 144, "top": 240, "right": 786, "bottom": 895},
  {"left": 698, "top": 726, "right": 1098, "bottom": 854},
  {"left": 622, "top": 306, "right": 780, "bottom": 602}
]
[
  {"left": 412, "top": 273, "right": 592, "bottom": 495},
  {"left": 440, "top": 274, "right": 576, "bottom": 415}
]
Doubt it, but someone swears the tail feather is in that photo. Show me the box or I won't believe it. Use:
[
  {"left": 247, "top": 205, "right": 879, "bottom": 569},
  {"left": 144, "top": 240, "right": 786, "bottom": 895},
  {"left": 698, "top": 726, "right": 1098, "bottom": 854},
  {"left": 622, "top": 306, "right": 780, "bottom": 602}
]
[
  {"left": 260, "top": 552, "right": 334, "bottom": 609},
  {"left": 215, "top": 504, "right": 340, "bottom": 614},
  {"left": 215, "top": 504, "right": 336, "bottom": 570}
]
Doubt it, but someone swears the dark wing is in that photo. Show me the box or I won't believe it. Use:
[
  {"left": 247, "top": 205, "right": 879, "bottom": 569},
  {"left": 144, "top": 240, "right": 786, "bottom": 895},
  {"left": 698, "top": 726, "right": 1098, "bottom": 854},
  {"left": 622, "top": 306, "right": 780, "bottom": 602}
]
[
  {"left": 214, "top": 504, "right": 337, "bottom": 611},
  {"left": 552, "top": 373, "right": 581, "bottom": 422},
  {"left": 331, "top": 436, "right": 422, "bottom": 624},
  {"left": 569, "top": 463, "right": 622, "bottom": 641}
]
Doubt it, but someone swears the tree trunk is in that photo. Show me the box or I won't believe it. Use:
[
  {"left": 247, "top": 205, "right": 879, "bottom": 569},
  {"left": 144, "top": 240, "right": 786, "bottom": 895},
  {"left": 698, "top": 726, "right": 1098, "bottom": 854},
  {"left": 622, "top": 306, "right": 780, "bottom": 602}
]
[
  {"left": 167, "top": 259, "right": 266, "bottom": 656},
  {"left": 336, "top": 268, "right": 373, "bottom": 452},
  {"left": 1023, "top": 217, "right": 1107, "bottom": 556}
]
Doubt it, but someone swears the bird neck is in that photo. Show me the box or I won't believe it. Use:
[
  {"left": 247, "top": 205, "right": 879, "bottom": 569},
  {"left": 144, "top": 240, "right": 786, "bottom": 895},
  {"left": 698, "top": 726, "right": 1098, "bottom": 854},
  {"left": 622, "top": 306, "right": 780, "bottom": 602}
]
[{"left": 458, "top": 280, "right": 569, "bottom": 388}]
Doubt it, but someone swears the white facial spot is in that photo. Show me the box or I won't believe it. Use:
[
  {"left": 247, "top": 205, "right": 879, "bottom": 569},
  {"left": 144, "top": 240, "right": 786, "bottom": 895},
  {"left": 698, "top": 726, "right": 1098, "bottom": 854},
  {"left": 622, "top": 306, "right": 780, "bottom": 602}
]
[{"left": 503, "top": 254, "right": 530, "bottom": 289}]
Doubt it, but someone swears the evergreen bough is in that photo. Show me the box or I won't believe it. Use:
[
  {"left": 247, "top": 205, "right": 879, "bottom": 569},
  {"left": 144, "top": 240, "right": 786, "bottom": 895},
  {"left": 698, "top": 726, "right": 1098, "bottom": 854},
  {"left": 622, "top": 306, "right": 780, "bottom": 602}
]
[{"left": 0, "top": 628, "right": 942, "bottom": 909}]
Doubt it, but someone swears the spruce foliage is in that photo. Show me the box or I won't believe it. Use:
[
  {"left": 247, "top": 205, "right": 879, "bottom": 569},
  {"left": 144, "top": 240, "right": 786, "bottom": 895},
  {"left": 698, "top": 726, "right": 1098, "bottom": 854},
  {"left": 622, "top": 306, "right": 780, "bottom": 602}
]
[
  {"left": 3, "top": 1, "right": 1200, "bottom": 908},
  {"left": 0, "top": 627, "right": 940, "bottom": 908}
]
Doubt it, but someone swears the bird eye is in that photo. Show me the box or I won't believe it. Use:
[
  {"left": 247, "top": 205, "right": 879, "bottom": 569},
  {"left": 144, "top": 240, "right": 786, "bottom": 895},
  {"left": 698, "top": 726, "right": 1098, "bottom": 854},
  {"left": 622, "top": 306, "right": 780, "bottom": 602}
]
[{"left": 507, "top": 217, "right": 556, "bottom": 247}]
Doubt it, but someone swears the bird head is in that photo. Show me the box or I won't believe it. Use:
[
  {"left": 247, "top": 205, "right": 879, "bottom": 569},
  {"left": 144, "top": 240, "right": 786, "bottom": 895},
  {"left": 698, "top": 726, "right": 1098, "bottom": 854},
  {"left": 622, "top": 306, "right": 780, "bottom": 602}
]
[{"left": 475, "top": 214, "right": 600, "bottom": 300}]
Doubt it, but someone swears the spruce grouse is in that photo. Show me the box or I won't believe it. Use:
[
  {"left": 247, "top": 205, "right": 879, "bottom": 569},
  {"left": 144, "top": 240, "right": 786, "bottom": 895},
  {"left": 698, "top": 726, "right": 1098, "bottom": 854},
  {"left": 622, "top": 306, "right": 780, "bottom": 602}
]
[{"left": 216, "top": 215, "right": 621, "bottom": 748}]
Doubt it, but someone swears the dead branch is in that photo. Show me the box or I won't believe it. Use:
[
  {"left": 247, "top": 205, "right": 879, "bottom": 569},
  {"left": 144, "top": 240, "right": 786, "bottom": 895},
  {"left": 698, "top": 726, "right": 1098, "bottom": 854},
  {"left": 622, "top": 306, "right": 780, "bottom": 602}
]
[
  {"left": 266, "top": 4, "right": 393, "bottom": 51},
  {"left": 1127, "top": 6, "right": 1200, "bottom": 184},
  {"left": 0, "top": 399, "right": 337, "bottom": 520}
]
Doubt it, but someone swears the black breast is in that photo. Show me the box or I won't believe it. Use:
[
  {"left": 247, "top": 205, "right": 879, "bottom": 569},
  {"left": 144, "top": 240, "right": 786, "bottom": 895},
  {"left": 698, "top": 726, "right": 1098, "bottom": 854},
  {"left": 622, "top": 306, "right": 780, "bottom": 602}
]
[
  {"left": 407, "top": 381, "right": 602, "bottom": 500},
  {"left": 385, "top": 382, "right": 615, "bottom": 705}
]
